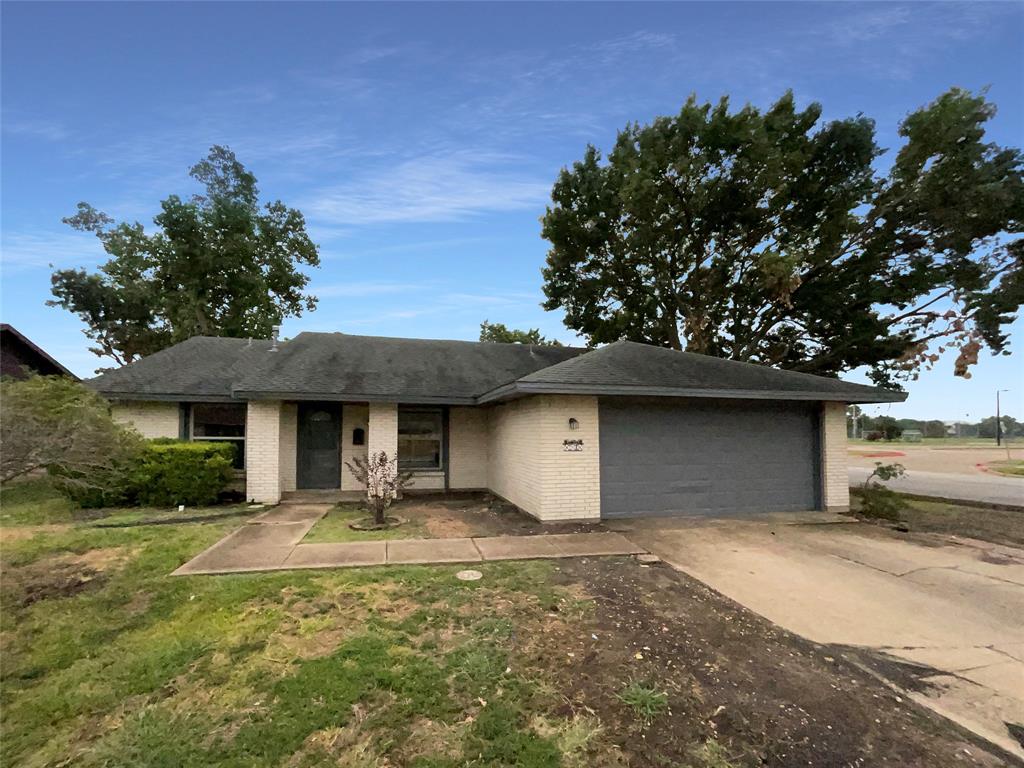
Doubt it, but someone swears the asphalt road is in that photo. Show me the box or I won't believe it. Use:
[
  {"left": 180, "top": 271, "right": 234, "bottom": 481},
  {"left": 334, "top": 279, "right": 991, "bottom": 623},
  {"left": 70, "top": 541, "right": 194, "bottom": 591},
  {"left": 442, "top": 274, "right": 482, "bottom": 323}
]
[{"left": 849, "top": 466, "right": 1024, "bottom": 507}]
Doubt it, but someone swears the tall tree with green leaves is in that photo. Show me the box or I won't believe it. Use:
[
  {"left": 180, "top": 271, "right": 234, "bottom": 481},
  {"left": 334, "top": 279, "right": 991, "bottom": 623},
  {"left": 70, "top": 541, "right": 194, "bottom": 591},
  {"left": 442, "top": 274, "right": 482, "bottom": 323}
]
[
  {"left": 50, "top": 146, "right": 320, "bottom": 369},
  {"left": 541, "top": 89, "right": 1023, "bottom": 386},
  {"left": 479, "top": 320, "right": 562, "bottom": 346}
]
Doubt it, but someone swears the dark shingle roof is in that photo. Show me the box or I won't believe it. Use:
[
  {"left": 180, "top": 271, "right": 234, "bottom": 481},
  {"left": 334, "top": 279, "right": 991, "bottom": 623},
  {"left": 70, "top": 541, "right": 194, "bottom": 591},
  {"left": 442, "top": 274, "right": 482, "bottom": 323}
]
[
  {"left": 231, "top": 332, "right": 585, "bottom": 403},
  {"left": 88, "top": 332, "right": 904, "bottom": 404},
  {"left": 88, "top": 336, "right": 274, "bottom": 400},
  {"left": 480, "top": 340, "right": 904, "bottom": 404}
]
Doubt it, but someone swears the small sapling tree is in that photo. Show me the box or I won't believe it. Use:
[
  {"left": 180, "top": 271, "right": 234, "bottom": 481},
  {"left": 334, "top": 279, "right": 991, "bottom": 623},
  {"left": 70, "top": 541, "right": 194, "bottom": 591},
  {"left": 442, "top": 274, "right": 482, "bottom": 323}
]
[
  {"left": 344, "top": 451, "right": 413, "bottom": 527},
  {"left": 860, "top": 462, "right": 907, "bottom": 521}
]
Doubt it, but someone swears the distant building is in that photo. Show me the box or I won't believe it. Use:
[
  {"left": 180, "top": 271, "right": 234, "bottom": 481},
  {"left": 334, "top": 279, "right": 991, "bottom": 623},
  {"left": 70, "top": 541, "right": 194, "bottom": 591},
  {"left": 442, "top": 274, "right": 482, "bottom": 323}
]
[{"left": 0, "top": 324, "right": 77, "bottom": 380}]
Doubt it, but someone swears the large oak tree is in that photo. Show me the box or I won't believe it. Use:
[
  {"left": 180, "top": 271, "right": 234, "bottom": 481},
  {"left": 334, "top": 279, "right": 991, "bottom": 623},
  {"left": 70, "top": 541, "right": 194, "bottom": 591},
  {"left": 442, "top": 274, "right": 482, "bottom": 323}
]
[
  {"left": 541, "top": 89, "right": 1023, "bottom": 386},
  {"left": 50, "top": 146, "right": 320, "bottom": 369}
]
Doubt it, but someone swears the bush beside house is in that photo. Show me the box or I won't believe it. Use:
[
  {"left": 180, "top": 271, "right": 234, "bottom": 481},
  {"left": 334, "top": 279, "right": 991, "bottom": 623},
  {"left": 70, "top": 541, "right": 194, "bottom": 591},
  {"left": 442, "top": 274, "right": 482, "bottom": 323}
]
[
  {"left": 1, "top": 375, "right": 234, "bottom": 509},
  {"left": 63, "top": 440, "right": 236, "bottom": 508}
]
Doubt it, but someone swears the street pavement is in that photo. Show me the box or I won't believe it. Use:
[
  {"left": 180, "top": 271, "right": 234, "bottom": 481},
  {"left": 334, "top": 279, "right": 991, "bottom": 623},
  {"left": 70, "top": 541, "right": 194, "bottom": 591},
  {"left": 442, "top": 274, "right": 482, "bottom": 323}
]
[{"left": 849, "top": 466, "right": 1023, "bottom": 507}]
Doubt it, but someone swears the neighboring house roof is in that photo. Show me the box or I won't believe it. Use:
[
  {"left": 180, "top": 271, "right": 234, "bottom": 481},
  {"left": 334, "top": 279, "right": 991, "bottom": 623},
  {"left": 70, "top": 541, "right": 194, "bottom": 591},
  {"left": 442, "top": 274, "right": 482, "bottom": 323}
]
[
  {"left": 0, "top": 324, "right": 78, "bottom": 380},
  {"left": 88, "top": 331, "right": 905, "bottom": 404},
  {"left": 479, "top": 340, "right": 902, "bottom": 404}
]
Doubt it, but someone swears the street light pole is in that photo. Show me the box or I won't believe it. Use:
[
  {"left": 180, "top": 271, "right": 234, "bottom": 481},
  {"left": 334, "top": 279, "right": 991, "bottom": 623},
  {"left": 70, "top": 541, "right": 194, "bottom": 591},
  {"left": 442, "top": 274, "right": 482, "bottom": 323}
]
[{"left": 996, "top": 389, "right": 1010, "bottom": 446}]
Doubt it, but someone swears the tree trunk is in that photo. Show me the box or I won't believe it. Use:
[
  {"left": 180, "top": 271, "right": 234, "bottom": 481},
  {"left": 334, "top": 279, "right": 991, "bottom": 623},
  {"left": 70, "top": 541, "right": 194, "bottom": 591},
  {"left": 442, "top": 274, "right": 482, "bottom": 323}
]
[{"left": 373, "top": 498, "right": 386, "bottom": 526}]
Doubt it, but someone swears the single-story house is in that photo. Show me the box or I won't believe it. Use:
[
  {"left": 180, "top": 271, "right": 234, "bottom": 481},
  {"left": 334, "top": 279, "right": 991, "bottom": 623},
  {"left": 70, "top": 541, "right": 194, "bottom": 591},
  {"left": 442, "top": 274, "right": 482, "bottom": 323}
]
[
  {"left": 1, "top": 324, "right": 78, "bottom": 380},
  {"left": 88, "top": 332, "right": 905, "bottom": 521}
]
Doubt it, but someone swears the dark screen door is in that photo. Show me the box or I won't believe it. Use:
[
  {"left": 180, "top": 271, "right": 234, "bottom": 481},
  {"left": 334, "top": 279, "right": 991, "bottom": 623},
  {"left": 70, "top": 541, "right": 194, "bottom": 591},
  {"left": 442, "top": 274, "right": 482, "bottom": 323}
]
[{"left": 297, "top": 404, "right": 341, "bottom": 489}]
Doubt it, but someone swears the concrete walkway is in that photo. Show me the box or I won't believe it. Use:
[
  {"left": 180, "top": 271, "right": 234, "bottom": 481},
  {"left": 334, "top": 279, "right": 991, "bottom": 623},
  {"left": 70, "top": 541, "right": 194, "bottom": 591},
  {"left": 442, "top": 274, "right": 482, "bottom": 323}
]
[{"left": 173, "top": 503, "right": 645, "bottom": 576}]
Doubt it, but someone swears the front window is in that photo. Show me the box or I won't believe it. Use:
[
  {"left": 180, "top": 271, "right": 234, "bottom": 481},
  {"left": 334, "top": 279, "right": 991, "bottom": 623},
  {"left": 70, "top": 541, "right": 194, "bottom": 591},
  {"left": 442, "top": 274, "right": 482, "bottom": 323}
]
[
  {"left": 191, "top": 403, "right": 246, "bottom": 469},
  {"left": 398, "top": 408, "right": 443, "bottom": 470}
]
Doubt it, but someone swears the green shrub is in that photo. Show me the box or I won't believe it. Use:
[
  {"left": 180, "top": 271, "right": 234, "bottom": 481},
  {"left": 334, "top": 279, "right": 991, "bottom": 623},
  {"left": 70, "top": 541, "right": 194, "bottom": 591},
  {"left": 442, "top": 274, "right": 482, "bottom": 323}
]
[
  {"left": 858, "top": 485, "right": 903, "bottom": 521},
  {"left": 133, "top": 441, "right": 235, "bottom": 507},
  {"left": 62, "top": 440, "right": 235, "bottom": 508}
]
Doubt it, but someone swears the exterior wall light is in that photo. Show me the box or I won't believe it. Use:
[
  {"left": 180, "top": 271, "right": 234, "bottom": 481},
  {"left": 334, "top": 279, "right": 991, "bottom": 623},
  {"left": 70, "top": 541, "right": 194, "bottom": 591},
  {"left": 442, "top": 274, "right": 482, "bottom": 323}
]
[{"left": 568, "top": 418, "right": 579, "bottom": 431}]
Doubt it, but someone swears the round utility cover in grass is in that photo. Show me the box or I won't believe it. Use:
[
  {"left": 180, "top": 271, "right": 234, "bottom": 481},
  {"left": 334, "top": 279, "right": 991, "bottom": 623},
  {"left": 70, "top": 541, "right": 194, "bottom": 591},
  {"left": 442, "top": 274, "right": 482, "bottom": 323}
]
[{"left": 456, "top": 570, "right": 483, "bottom": 581}]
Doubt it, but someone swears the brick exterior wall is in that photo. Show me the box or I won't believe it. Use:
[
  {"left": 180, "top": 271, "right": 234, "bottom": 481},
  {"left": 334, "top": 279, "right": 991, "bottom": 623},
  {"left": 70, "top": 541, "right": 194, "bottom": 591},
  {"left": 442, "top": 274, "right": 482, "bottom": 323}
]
[
  {"left": 487, "top": 395, "right": 601, "bottom": 522},
  {"left": 341, "top": 404, "right": 369, "bottom": 491},
  {"left": 821, "top": 401, "right": 849, "bottom": 511},
  {"left": 279, "top": 403, "right": 297, "bottom": 493},
  {"left": 111, "top": 402, "right": 179, "bottom": 439},
  {"left": 448, "top": 406, "right": 489, "bottom": 489},
  {"left": 246, "top": 401, "right": 282, "bottom": 503},
  {"left": 366, "top": 402, "right": 398, "bottom": 497},
  {"left": 367, "top": 402, "right": 398, "bottom": 459}
]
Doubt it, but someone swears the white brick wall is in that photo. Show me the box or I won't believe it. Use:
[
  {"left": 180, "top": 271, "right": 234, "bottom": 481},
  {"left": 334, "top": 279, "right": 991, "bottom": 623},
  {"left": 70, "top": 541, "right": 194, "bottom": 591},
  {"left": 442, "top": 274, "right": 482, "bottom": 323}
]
[
  {"left": 111, "top": 401, "right": 179, "bottom": 439},
  {"left": 246, "top": 401, "right": 282, "bottom": 503},
  {"left": 449, "top": 406, "right": 488, "bottom": 489},
  {"left": 279, "top": 403, "right": 297, "bottom": 493},
  {"left": 367, "top": 402, "right": 398, "bottom": 459},
  {"left": 821, "top": 401, "right": 849, "bottom": 511},
  {"left": 367, "top": 402, "right": 398, "bottom": 497},
  {"left": 487, "top": 395, "right": 601, "bottom": 522},
  {"left": 341, "top": 404, "right": 368, "bottom": 490}
]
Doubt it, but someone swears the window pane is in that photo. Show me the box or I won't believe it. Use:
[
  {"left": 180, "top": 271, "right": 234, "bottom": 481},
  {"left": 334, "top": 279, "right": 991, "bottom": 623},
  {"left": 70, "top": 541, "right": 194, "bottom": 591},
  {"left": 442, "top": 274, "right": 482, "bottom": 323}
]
[
  {"left": 398, "top": 438, "right": 441, "bottom": 469},
  {"left": 398, "top": 409, "right": 443, "bottom": 469},
  {"left": 193, "top": 404, "right": 245, "bottom": 438},
  {"left": 398, "top": 411, "right": 441, "bottom": 437}
]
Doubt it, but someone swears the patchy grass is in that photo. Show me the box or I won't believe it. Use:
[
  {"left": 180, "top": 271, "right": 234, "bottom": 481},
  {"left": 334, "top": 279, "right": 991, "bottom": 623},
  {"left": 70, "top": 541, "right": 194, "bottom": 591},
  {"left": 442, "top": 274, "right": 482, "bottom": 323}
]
[
  {"left": 0, "top": 481, "right": 590, "bottom": 767},
  {"left": 302, "top": 503, "right": 429, "bottom": 542},
  {"left": 850, "top": 492, "right": 1024, "bottom": 547},
  {"left": 616, "top": 680, "right": 669, "bottom": 726},
  {"left": 1, "top": 480, "right": 1005, "bottom": 767},
  {"left": 986, "top": 459, "right": 1024, "bottom": 478}
]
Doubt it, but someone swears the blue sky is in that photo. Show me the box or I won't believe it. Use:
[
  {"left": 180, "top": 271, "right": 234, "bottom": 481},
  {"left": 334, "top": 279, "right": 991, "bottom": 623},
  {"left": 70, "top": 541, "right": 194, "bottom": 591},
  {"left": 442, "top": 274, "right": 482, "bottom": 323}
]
[{"left": 2, "top": 1, "right": 1022, "bottom": 421}]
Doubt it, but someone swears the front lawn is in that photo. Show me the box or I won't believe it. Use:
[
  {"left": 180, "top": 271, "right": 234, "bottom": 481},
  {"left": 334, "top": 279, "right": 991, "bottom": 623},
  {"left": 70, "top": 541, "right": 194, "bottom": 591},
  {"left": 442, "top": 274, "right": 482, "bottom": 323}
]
[
  {"left": 304, "top": 494, "right": 609, "bottom": 543},
  {"left": 1, "top": 481, "right": 1004, "bottom": 766}
]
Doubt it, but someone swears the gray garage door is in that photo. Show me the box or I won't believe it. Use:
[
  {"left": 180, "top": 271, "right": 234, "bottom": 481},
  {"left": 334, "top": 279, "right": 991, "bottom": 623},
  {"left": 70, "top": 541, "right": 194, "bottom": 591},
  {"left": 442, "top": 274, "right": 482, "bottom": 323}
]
[{"left": 599, "top": 399, "right": 821, "bottom": 518}]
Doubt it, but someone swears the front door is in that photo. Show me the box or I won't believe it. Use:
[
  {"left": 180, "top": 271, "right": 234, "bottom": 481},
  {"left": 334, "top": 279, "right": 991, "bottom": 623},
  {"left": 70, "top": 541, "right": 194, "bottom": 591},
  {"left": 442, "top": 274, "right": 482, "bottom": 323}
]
[{"left": 297, "top": 403, "right": 341, "bottom": 489}]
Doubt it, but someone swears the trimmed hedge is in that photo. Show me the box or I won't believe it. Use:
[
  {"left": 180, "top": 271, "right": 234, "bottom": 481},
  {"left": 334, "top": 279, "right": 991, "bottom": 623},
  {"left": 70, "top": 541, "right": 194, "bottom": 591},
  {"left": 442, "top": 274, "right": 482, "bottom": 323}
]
[
  {"left": 134, "top": 441, "right": 235, "bottom": 507},
  {"left": 61, "top": 440, "right": 235, "bottom": 508}
]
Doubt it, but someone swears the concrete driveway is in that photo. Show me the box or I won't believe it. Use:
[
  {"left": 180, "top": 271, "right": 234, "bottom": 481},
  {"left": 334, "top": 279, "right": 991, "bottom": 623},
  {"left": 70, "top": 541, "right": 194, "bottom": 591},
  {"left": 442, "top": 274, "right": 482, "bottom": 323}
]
[{"left": 621, "top": 514, "right": 1024, "bottom": 760}]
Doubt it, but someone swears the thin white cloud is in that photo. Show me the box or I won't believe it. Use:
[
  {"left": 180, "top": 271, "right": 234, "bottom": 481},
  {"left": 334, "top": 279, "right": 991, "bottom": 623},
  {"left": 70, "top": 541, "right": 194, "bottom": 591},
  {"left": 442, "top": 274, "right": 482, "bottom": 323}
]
[
  {"left": 3, "top": 118, "right": 70, "bottom": 142},
  {"left": 313, "top": 280, "right": 422, "bottom": 298},
  {"left": 305, "top": 151, "right": 549, "bottom": 225},
  {"left": 0, "top": 231, "right": 105, "bottom": 273}
]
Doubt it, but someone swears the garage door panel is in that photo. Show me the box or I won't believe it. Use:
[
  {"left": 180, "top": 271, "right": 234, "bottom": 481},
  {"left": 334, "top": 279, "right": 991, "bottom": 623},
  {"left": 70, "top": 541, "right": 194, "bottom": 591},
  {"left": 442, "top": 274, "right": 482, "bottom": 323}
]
[{"left": 599, "top": 399, "right": 820, "bottom": 518}]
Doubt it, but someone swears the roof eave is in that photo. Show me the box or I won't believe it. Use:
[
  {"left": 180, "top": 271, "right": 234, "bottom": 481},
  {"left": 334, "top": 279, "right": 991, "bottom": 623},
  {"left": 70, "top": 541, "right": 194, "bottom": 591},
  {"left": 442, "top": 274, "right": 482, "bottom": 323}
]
[
  {"left": 93, "top": 390, "right": 240, "bottom": 403},
  {"left": 476, "top": 381, "right": 906, "bottom": 405},
  {"left": 233, "top": 389, "right": 478, "bottom": 405}
]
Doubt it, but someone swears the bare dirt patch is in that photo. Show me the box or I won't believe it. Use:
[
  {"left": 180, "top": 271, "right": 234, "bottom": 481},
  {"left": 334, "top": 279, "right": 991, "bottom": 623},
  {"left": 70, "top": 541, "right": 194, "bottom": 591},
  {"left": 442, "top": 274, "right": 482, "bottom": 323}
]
[
  {"left": 0, "top": 524, "right": 72, "bottom": 544},
  {"left": 526, "top": 557, "right": 1007, "bottom": 767},
  {"left": 2, "top": 547, "right": 133, "bottom": 607},
  {"left": 394, "top": 493, "right": 612, "bottom": 538}
]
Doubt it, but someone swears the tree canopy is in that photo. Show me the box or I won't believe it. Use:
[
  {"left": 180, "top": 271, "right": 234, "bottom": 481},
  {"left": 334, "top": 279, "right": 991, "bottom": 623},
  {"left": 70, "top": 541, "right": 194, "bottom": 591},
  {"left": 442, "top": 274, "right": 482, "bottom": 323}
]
[
  {"left": 479, "top": 320, "right": 562, "bottom": 346},
  {"left": 541, "top": 89, "right": 1023, "bottom": 386},
  {"left": 50, "top": 146, "right": 320, "bottom": 369}
]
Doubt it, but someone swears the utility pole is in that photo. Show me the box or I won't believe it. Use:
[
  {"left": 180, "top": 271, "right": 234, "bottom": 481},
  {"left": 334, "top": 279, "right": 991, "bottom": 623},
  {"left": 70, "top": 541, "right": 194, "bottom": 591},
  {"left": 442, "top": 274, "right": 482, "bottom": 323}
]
[{"left": 996, "top": 390, "right": 1010, "bottom": 446}]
